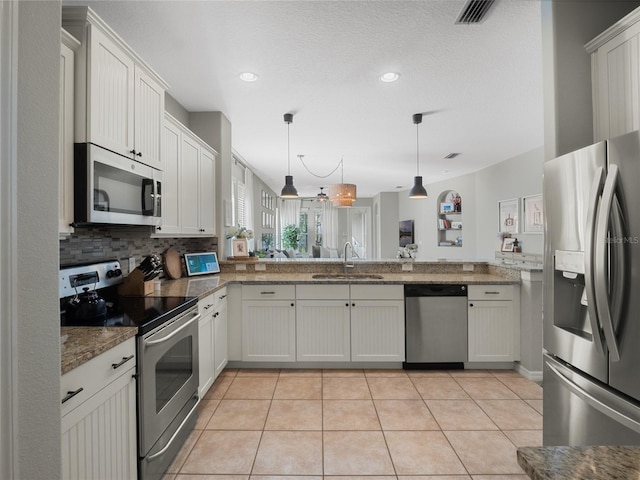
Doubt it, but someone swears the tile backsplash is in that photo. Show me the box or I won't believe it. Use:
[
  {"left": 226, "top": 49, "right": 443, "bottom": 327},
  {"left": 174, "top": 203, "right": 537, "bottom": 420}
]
[{"left": 60, "top": 227, "right": 218, "bottom": 276}]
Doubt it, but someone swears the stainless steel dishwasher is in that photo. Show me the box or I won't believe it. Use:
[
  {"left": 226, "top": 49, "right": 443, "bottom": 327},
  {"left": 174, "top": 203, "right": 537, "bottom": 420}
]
[{"left": 404, "top": 284, "right": 468, "bottom": 368}]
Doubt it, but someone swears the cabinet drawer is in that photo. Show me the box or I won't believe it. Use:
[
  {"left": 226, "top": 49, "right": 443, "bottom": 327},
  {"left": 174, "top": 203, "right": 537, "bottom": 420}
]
[
  {"left": 61, "top": 337, "right": 136, "bottom": 417},
  {"left": 468, "top": 285, "right": 513, "bottom": 301},
  {"left": 297, "top": 284, "right": 349, "bottom": 300},
  {"left": 199, "top": 293, "right": 216, "bottom": 315},
  {"left": 242, "top": 284, "right": 295, "bottom": 300},
  {"left": 350, "top": 284, "right": 403, "bottom": 300},
  {"left": 214, "top": 287, "right": 228, "bottom": 307}
]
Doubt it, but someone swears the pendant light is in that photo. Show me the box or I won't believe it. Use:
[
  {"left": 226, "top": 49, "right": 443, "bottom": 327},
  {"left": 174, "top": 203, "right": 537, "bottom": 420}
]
[
  {"left": 409, "top": 113, "right": 428, "bottom": 199},
  {"left": 280, "top": 113, "right": 298, "bottom": 198},
  {"left": 316, "top": 187, "right": 328, "bottom": 202},
  {"left": 329, "top": 158, "right": 356, "bottom": 207}
]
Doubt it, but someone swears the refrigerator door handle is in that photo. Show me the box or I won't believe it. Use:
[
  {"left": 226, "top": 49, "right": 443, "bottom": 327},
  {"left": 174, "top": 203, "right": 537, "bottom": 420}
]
[
  {"left": 548, "top": 359, "right": 640, "bottom": 433},
  {"left": 584, "top": 166, "right": 606, "bottom": 355},
  {"left": 595, "top": 164, "right": 622, "bottom": 362}
]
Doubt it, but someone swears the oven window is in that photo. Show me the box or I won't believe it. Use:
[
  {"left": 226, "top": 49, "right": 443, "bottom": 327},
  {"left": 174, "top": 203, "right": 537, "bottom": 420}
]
[{"left": 155, "top": 336, "right": 193, "bottom": 413}]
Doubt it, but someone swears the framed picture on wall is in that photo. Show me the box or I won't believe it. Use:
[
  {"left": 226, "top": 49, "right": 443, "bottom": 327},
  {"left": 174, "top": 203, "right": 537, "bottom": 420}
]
[
  {"left": 498, "top": 198, "right": 519, "bottom": 234},
  {"left": 523, "top": 194, "right": 543, "bottom": 234},
  {"left": 399, "top": 220, "right": 414, "bottom": 247}
]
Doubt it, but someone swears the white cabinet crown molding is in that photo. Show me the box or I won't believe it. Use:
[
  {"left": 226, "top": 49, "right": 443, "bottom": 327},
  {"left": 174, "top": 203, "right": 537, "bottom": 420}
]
[
  {"left": 585, "top": 6, "right": 640, "bottom": 53},
  {"left": 62, "top": 6, "right": 168, "bottom": 89}
]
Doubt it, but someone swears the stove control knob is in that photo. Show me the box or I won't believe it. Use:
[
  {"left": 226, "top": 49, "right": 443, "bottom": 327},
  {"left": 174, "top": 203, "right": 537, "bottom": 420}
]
[
  {"left": 107, "top": 270, "right": 115, "bottom": 278},
  {"left": 114, "top": 268, "right": 122, "bottom": 277}
]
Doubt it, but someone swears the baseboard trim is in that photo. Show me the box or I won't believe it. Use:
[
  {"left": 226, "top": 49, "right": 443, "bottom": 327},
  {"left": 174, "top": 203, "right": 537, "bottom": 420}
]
[{"left": 515, "top": 363, "right": 543, "bottom": 382}]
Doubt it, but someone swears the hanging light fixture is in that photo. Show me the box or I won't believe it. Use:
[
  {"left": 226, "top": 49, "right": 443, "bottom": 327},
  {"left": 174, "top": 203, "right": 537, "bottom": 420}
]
[
  {"left": 409, "top": 113, "right": 428, "bottom": 199},
  {"left": 280, "top": 113, "right": 298, "bottom": 198},
  {"left": 329, "top": 158, "right": 356, "bottom": 207},
  {"left": 316, "top": 187, "right": 328, "bottom": 202}
]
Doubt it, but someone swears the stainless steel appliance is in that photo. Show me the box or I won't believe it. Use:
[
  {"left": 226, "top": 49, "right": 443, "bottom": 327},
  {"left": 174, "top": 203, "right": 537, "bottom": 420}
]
[
  {"left": 543, "top": 130, "right": 640, "bottom": 445},
  {"left": 60, "top": 260, "right": 199, "bottom": 479},
  {"left": 74, "top": 143, "right": 162, "bottom": 226},
  {"left": 404, "top": 284, "right": 468, "bottom": 368}
]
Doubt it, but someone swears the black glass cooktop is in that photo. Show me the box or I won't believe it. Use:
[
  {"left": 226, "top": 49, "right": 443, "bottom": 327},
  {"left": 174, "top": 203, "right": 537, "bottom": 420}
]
[{"left": 61, "top": 295, "right": 198, "bottom": 335}]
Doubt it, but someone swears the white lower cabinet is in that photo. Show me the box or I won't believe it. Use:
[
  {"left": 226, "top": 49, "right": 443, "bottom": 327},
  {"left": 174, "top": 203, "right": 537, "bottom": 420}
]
[
  {"left": 198, "top": 288, "right": 229, "bottom": 396},
  {"left": 296, "top": 285, "right": 351, "bottom": 361},
  {"left": 242, "top": 285, "right": 296, "bottom": 362},
  {"left": 467, "top": 285, "right": 520, "bottom": 362},
  {"left": 198, "top": 293, "right": 216, "bottom": 396},
  {"left": 213, "top": 288, "right": 229, "bottom": 378},
  {"left": 61, "top": 338, "right": 137, "bottom": 480},
  {"left": 350, "top": 285, "right": 405, "bottom": 362}
]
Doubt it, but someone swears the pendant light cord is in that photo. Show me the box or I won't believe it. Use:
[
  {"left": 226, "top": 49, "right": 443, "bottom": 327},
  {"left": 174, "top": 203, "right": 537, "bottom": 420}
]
[
  {"left": 287, "top": 121, "right": 291, "bottom": 175},
  {"left": 416, "top": 122, "right": 420, "bottom": 176},
  {"left": 297, "top": 155, "right": 344, "bottom": 179}
]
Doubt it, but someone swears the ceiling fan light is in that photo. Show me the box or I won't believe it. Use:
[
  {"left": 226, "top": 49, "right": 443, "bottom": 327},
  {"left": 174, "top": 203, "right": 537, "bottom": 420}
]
[
  {"left": 281, "top": 175, "right": 298, "bottom": 198},
  {"left": 409, "top": 176, "right": 428, "bottom": 198}
]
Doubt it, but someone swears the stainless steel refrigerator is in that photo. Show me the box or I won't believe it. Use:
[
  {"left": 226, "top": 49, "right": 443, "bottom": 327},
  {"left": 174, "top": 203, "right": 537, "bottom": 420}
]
[{"left": 544, "top": 130, "right": 640, "bottom": 446}]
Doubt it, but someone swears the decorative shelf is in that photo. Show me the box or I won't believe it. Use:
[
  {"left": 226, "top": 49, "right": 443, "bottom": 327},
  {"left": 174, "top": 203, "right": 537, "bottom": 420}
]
[{"left": 437, "top": 190, "right": 463, "bottom": 247}]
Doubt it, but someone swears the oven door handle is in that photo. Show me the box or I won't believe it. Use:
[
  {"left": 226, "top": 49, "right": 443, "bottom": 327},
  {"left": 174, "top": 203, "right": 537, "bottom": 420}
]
[
  {"left": 144, "top": 312, "right": 200, "bottom": 348},
  {"left": 145, "top": 394, "right": 200, "bottom": 463}
]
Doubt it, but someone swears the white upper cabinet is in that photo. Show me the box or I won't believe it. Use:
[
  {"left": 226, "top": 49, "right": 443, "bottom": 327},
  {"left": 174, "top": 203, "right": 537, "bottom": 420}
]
[
  {"left": 60, "top": 30, "right": 80, "bottom": 236},
  {"left": 156, "top": 113, "right": 217, "bottom": 237},
  {"left": 62, "top": 6, "right": 168, "bottom": 169},
  {"left": 587, "top": 8, "right": 640, "bottom": 141}
]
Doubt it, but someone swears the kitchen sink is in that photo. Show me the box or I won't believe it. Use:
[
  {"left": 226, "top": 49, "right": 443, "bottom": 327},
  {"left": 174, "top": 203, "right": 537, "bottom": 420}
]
[{"left": 311, "top": 273, "right": 384, "bottom": 280}]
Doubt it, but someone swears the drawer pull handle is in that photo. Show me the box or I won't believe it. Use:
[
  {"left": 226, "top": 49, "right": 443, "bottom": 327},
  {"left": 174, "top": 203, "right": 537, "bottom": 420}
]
[
  {"left": 261, "top": 291, "right": 275, "bottom": 295},
  {"left": 112, "top": 354, "right": 134, "bottom": 370},
  {"left": 219, "top": 294, "right": 227, "bottom": 300},
  {"left": 484, "top": 291, "right": 500, "bottom": 295},
  {"left": 62, "top": 387, "right": 84, "bottom": 404},
  {"left": 204, "top": 304, "right": 214, "bottom": 310}
]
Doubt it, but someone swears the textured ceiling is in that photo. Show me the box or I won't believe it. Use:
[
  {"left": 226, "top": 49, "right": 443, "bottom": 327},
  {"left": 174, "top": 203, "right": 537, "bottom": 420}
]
[{"left": 66, "top": 0, "right": 544, "bottom": 198}]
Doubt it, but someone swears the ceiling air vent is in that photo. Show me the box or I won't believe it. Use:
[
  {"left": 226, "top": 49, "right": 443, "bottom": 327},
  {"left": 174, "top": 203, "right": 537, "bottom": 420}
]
[
  {"left": 444, "top": 153, "right": 460, "bottom": 159},
  {"left": 455, "top": 0, "right": 495, "bottom": 24}
]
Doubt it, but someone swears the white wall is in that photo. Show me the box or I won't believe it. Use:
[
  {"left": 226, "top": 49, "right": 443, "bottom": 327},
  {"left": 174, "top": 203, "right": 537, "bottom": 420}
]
[
  {"left": 15, "top": 1, "right": 62, "bottom": 477},
  {"left": 373, "top": 192, "right": 399, "bottom": 259},
  {"left": 397, "top": 173, "right": 477, "bottom": 260},
  {"left": 475, "top": 147, "right": 545, "bottom": 259},
  {"left": 393, "top": 147, "right": 544, "bottom": 261}
]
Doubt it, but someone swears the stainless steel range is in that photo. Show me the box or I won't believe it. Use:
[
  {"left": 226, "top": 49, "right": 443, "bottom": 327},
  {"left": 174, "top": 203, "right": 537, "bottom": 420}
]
[{"left": 60, "top": 260, "right": 200, "bottom": 480}]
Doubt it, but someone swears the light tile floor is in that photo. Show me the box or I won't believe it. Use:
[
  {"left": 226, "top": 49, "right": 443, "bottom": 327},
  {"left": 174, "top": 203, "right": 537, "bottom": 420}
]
[{"left": 164, "top": 368, "right": 543, "bottom": 479}]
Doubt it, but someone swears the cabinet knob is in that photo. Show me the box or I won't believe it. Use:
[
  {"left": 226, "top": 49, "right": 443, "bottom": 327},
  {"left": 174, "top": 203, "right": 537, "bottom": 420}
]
[
  {"left": 469, "top": 303, "right": 474, "bottom": 307},
  {"left": 291, "top": 303, "right": 295, "bottom": 307},
  {"left": 345, "top": 303, "right": 349, "bottom": 307},
  {"left": 157, "top": 226, "right": 162, "bottom": 231},
  {"left": 130, "top": 149, "right": 137, "bottom": 155},
  {"left": 352, "top": 303, "right": 356, "bottom": 307},
  {"left": 136, "top": 151, "right": 142, "bottom": 157}
]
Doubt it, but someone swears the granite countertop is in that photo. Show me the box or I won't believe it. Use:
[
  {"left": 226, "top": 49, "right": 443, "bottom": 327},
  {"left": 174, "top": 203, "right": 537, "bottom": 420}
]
[
  {"left": 517, "top": 445, "right": 640, "bottom": 479},
  {"left": 60, "top": 326, "right": 137, "bottom": 375},
  {"left": 150, "top": 272, "right": 518, "bottom": 299}
]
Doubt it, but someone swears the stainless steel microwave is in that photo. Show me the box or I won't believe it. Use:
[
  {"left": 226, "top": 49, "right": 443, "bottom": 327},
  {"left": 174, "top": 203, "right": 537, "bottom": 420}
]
[{"left": 74, "top": 143, "right": 162, "bottom": 226}]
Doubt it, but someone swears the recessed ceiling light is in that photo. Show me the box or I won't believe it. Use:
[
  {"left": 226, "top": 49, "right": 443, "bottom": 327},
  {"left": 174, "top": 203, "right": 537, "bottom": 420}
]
[
  {"left": 380, "top": 72, "right": 400, "bottom": 83},
  {"left": 441, "top": 170, "right": 450, "bottom": 175},
  {"left": 239, "top": 72, "right": 258, "bottom": 82}
]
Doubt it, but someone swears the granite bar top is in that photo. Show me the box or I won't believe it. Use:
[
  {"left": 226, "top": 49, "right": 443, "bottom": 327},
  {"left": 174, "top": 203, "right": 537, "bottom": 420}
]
[
  {"left": 517, "top": 445, "right": 640, "bottom": 480},
  {"left": 60, "top": 326, "right": 137, "bottom": 375},
  {"left": 150, "top": 271, "right": 518, "bottom": 300}
]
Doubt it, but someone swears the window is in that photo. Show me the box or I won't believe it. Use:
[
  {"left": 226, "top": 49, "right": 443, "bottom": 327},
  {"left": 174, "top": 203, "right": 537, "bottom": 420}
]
[{"left": 231, "top": 176, "right": 247, "bottom": 228}]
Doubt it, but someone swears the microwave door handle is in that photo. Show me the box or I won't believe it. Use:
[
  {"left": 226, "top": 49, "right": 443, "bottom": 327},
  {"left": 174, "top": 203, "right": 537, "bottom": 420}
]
[
  {"left": 595, "top": 164, "right": 622, "bottom": 362},
  {"left": 584, "top": 166, "right": 606, "bottom": 355},
  {"left": 141, "top": 178, "right": 154, "bottom": 216},
  {"left": 154, "top": 179, "right": 161, "bottom": 217}
]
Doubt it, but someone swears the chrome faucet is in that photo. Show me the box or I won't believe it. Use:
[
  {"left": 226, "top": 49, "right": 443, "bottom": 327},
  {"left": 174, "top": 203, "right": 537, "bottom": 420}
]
[{"left": 343, "top": 241, "right": 354, "bottom": 268}]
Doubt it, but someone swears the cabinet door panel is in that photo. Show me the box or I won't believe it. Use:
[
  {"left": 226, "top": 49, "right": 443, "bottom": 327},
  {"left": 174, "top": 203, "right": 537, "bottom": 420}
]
[
  {"left": 61, "top": 368, "right": 137, "bottom": 480},
  {"left": 88, "top": 26, "right": 134, "bottom": 157},
  {"left": 134, "top": 66, "right": 164, "bottom": 169},
  {"left": 297, "top": 300, "right": 350, "bottom": 361},
  {"left": 159, "top": 120, "right": 181, "bottom": 234},
  {"left": 242, "top": 301, "right": 296, "bottom": 362},
  {"left": 180, "top": 135, "right": 200, "bottom": 235},
  {"left": 351, "top": 300, "right": 405, "bottom": 362},
  {"left": 214, "top": 302, "right": 228, "bottom": 378},
  {"left": 198, "top": 312, "right": 215, "bottom": 397},
  {"left": 199, "top": 147, "right": 216, "bottom": 235},
  {"left": 468, "top": 300, "right": 515, "bottom": 362}
]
